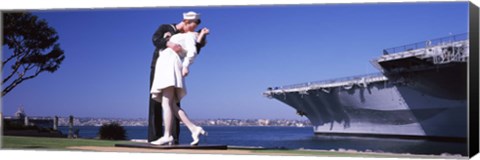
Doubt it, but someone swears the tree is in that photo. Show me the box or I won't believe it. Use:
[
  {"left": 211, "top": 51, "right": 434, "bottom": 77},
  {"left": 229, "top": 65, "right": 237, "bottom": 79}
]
[
  {"left": 2, "top": 12, "right": 65, "bottom": 97},
  {"left": 98, "top": 122, "right": 127, "bottom": 140}
]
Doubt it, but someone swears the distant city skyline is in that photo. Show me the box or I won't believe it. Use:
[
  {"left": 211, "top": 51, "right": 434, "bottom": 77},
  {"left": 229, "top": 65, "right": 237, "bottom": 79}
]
[
  {"left": 2, "top": 2, "right": 469, "bottom": 120},
  {"left": 3, "top": 114, "right": 312, "bottom": 127}
]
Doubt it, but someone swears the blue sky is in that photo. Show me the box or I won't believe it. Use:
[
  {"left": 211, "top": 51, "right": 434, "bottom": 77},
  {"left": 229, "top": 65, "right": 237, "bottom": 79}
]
[{"left": 2, "top": 2, "right": 469, "bottom": 120}]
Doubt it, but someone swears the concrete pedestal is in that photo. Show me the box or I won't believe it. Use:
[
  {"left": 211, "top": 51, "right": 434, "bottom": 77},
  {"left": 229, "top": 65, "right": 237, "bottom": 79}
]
[{"left": 115, "top": 143, "right": 228, "bottom": 150}]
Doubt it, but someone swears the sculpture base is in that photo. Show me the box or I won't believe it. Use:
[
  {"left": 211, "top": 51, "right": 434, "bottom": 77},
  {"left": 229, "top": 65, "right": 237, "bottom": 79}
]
[{"left": 115, "top": 143, "right": 228, "bottom": 150}]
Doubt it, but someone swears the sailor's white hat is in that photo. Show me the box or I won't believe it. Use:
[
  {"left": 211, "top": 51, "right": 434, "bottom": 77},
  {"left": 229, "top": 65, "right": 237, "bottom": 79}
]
[{"left": 183, "top": 11, "right": 200, "bottom": 20}]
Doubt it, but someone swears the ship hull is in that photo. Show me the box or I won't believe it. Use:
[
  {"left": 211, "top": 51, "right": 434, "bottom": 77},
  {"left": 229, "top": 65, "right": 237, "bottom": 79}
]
[{"left": 270, "top": 79, "right": 466, "bottom": 139}]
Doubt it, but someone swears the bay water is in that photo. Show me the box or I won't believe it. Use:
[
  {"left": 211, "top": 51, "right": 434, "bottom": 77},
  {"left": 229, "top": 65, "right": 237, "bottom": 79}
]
[{"left": 58, "top": 126, "right": 467, "bottom": 156}]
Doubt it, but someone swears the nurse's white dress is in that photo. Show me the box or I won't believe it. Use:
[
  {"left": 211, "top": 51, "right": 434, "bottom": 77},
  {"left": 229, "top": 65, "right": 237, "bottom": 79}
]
[{"left": 150, "top": 32, "right": 198, "bottom": 103}]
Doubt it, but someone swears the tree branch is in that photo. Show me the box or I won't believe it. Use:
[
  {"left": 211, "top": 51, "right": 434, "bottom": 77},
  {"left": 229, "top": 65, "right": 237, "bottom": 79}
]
[
  {"left": 3, "top": 46, "right": 32, "bottom": 84},
  {"left": 2, "top": 36, "right": 23, "bottom": 69},
  {"left": 2, "top": 68, "right": 43, "bottom": 97},
  {"left": 2, "top": 54, "right": 17, "bottom": 68},
  {"left": 2, "top": 62, "right": 21, "bottom": 84}
]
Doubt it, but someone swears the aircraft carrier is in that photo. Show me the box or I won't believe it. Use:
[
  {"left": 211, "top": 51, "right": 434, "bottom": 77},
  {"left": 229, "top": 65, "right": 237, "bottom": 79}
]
[{"left": 264, "top": 33, "right": 469, "bottom": 140}]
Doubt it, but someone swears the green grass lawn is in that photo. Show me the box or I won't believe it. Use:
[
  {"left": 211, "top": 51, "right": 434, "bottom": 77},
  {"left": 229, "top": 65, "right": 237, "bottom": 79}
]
[
  {"left": 252, "top": 149, "right": 418, "bottom": 158},
  {"left": 2, "top": 136, "right": 128, "bottom": 150},
  {"left": 0, "top": 136, "right": 461, "bottom": 159}
]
